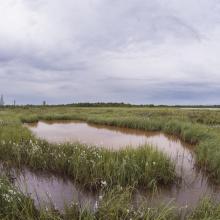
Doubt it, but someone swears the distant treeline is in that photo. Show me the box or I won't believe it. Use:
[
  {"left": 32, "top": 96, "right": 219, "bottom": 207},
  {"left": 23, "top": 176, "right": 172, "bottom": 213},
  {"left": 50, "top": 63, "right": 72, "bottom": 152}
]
[
  {"left": 67, "top": 103, "right": 220, "bottom": 108},
  {"left": 1, "top": 102, "right": 220, "bottom": 108},
  {"left": 0, "top": 102, "right": 151, "bottom": 108},
  {"left": 66, "top": 102, "right": 155, "bottom": 107}
]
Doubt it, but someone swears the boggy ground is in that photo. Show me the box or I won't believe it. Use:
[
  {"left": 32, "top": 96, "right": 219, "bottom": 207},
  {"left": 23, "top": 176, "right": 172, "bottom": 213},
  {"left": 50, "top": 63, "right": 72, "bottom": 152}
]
[
  {"left": 17, "top": 106, "right": 220, "bottom": 182},
  {"left": 1, "top": 174, "right": 220, "bottom": 220},
  {"left": 1, "top": 106, "right": 220, "bottom": 219}
]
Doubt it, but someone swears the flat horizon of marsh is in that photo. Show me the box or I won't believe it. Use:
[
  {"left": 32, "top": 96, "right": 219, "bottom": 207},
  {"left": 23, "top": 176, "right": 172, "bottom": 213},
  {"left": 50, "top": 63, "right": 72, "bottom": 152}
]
[{"left": 1, "top": 106, "right": 220, "bottom": 219}]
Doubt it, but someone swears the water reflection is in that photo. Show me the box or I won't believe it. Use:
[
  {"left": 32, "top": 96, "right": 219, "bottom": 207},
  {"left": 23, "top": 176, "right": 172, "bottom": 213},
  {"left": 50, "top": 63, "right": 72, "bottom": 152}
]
[
  {"left": 23, "top": 121, "right": 220, "bottom": 209},
  {"left": 0, "top": 164, "right": 97, "bottom": 211}
]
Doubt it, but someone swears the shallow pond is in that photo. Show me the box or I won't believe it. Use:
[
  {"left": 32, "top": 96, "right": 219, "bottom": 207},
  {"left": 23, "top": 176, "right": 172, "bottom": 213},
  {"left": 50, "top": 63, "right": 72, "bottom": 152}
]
[
  {"left": 10, "top": 121, "right": 220, "bottom": 210},
  {"left": 0, "top": 164, "right": 97, "bottom": 211}
]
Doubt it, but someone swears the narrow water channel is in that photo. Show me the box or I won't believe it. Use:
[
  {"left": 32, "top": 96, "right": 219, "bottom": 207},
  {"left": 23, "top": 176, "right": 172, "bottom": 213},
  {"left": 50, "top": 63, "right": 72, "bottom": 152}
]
[
  {"left": 10, "top": 121, "right": 220, "bottom": 210},
  {"left": 0, "top": 164, "right": 97, "bottom": 211}
]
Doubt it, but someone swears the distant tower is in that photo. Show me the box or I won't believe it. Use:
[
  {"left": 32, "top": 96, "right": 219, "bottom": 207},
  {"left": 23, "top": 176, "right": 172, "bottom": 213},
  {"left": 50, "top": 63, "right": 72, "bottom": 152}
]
[
  {"left": 43, "top": 100, "right": 46, "bottom": 106},
  {"left": 0, "top": 95, "right": 4, "bottom": 106},
  {"left": 13, "top": 100, "right": 16, "bottom": 106}
]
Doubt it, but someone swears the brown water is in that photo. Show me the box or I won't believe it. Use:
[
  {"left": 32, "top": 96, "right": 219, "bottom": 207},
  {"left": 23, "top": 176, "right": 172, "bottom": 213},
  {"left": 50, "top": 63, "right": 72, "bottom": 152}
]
[
  {"left": 0, "top": 164, "right": 97, "bottom": 211},
  {"left": 27, "top": 121, "right": 163, "bottom": 149},
  {"left": 19, "top": 121, "right": 220, "bottom": 210}
]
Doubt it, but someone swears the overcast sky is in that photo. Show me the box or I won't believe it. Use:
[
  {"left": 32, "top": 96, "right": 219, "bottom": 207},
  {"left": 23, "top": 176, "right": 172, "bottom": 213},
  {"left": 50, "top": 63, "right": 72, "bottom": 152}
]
[{"left": 0, "top": 0, "right": 220, "bottom": 105}]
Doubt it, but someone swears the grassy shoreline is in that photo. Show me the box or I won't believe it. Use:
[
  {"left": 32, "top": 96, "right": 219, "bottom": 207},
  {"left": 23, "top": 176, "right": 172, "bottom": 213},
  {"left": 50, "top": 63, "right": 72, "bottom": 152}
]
[
  {"left": 0, "top": 117, "right": 175, "bottom": 190},
  {"left": 19, "top": 107, "right": 220, "bottom": 182},
  {"left": 0, "top": 175, "right": 178, "bottom": 219},
  {"left": 1, "top": 175, "right": 220, "bottom": 220},
  {"left": 1, "top": 106, "right": 220, "bottom": 219},
  {"left": 2, "top": 106, "right": 220, "bottom": 183}
]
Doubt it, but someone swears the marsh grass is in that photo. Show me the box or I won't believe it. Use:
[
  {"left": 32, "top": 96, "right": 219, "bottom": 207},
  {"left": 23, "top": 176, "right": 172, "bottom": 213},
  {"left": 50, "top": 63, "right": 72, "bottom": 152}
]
[
  {"left": 188, "top": 198, "right": 220, "bottom": 220},
  {"left": 0, "top": 132, "right": 175, "bottom": 189},
  {"left": 18, "top": 108, "right": 220, "bottom": 183},
  {"left": 2, "top": 176, "right": 215, "bottom": 220},
  {"left": 96, "top": 186, "right": 177, "bottom": 220},
  {"left": 0, "top": 108, "right": 178, "bottom": 190},
  {"left": 2, "top": 106, "right": 220, "bottom": 219},
  {"left": 2, "top": 106, "right": 220, "bottom": 184},
  {"left": 0, "top": 176, "right": 179, "bottom": 220},
  {"left": 0, "top": 176, "right": 38, "bottom": 220}
]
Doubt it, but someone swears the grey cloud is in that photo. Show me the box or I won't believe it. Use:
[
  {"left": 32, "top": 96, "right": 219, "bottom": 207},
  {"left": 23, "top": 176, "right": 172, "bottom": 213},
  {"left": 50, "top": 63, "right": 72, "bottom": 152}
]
[{"left": 0, "top": 0, "right": 220, "bottom": 104}]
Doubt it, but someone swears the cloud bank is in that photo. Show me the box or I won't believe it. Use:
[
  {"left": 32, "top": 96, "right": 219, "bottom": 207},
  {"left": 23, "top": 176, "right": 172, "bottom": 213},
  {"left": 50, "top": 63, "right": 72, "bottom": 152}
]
[{"left": 0, "top": 0, "right": 220, "bottom": 104}]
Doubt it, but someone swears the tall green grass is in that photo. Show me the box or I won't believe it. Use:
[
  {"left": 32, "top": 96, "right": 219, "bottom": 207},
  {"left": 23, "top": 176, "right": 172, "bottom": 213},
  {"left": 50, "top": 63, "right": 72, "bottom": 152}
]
[
  {"left": 0, "top": 176, "right": 178, "bottom": 220},
  {"left": 0, "top": 140, "right": 175, "bottom": 189},
  {"left": 188, "top": 198, "right": 220, "bottom": 220},
  {"left": 0, "top": 176, "right": 38, "bottom": 220},
  {"left": 0, "top": 117, "right": 175, "bottom": 189},
  {"left": 1, "top": 106, "right": 220, "bottom": 219},
  {"left": 3, "top": 105, "right": 220, "bottom": 183},
  {"left": 1, "top": 175, "right": 218, "bottom": 220},
  {"left": 18, "top": 108, "right": 220, "bottom": 183}
]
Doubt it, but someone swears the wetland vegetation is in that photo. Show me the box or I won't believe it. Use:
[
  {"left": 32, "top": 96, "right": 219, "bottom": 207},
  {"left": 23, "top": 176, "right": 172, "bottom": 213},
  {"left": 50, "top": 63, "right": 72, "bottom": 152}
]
[{"left": 1, "top": 106, "right": 220, "bottom": 219}]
